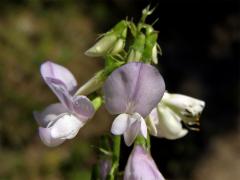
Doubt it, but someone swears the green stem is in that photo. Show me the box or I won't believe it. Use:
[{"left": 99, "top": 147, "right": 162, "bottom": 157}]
[
  {"left": 134, "top": 133, "right": 151, "bottom": 152},
  {"left": 91, "top": 164, "right": 99, "bottom": 180},
  {"left": 107, "top": 135, "right": 121, "bottom": 180},
  {"left": 92, "top": 96, "right": 103, "bottom": 111}
]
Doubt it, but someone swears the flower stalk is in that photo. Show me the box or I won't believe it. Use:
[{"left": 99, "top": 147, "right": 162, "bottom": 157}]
[{"left": 107, "top": 135, "right": 121, "bottom": 180}]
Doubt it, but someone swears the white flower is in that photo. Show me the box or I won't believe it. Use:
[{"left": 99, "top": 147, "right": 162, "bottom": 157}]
[
  {"left": 148, "top": 92, "right": 205, "bottom": 140},
  {"left": 162, "top": 92, "right": 205, "bottom": 124}
]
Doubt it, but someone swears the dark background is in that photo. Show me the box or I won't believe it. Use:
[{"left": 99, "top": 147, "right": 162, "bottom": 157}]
[{"left": 0, "top": 0, "right": 239, "bottom": 179}]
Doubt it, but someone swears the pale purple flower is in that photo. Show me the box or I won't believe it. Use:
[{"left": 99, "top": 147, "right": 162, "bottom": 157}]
[
  {"left": 33, "top": 61, "right": 95, "bottom": 147},
  {"left": 103, "top": 62, "right": 165, "bottom": 146},
  {"left": 99, "top": 159, "right": 111, "bottom": 180},
  {"left": 124, "top": 145, "right": 165, "bottom": 180}
]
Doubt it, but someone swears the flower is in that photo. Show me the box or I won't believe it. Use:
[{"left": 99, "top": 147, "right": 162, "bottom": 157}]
[
  {"left": 148, "top": 92, "right": 205, "bottom": 139},
  {"left": 99, "top": 159, "right": 111, "bottom": 180},
  {"left": 85, "top": 20, "right": 127, "bottom": 57},
  {"left": 103, "top": 62, "right": 165, "bottom": 146},
  {"left": 124, "top": 145, "right": 165, "bottom": 180},
  {"left": 33, "top": 61, "right": 95, "bottom": 147}
]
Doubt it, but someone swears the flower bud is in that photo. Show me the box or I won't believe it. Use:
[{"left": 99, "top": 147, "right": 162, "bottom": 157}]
[
  {"left": 85, "top": 21, "right": 127, "bottom": 57},
  {"left": 152, "top": 44, "right": 158, "bottom": 64},
  {"left": 127, "top": 49, "right": 142, "bottom": 62},
  {"left": 111, "top": 38, "right": 125, "bottom": 54},
  {"left": 85, "top": 35, "right": 117, "bottom": 57},
  {"left": 127, "top": 33, "right": 145, "bottom": 62},
  {"left": 124, "top": 145, "right": 165, "bottom": 180},
  {"left": 75, "top": 70, "right": 105, "bottom": 96}
]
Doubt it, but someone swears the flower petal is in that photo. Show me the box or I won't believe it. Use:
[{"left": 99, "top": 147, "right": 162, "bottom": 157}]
[
  {"left": 72, "top": 96, "right": 95, "bottom": 120},
  {"left": 103, "top": 62, "right": 165, "bottom": 117},
  {"left": 45, "top": 77, "right": 73, "bottom": 110},
  {"left": 111, "top": 113, "right": 129, "bottom": 135},
  {"left": 50, "top": 114, "right": 84, "bottom": 139},
  {"left": 140, "top": 117, "right": 147, "bottom": 139},
  {"left": 33, "top": 103, "right": 68, "bottom": 127},
  {"left": 147, "top": 108, "right": 163, "bottom": 137},
  {"left": 124, "top": 120, "right": 141, "bottom": 146},
  {"left": 162, "top": 92, "right": 205, "bottom": 118},
  {"left": 131, "top": 113, "right": 147, "bottom": 139},
  {"left": 39, "top": 127, "right": 65, "bottom": 147},
  {"left": 124, "top": 145, "right": 165, "bottom": 180},
  {"left": 40, "top": 61, "right": 77, "bottom": 94},
  {"left": 156, "top": 104, "right": 188, "bottom": 140}
]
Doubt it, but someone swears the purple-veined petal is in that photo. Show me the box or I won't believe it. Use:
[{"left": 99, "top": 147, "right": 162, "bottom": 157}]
[
  {"left": 50, "top": 114, "right": 85, "bottom": 139},
  {"left": 124, "top": 145, "right": 165, "bottom": 180},
  {"left": 40, "top": 61, "right": 77, "bottom": 94},
  {"left": 33, "top": 103, "right": 68, "bottom": 127},
  {"left": 124, "top": 120, "right": 141, "bottom": 146},
  {"left": 103, "top": 62, "right": 165, "bottom": 117},
  {"left": 111, "top": 113, "right": 129, "bottom": 135},
  {"left": 130, "top": 113, "right": 147, "bottom": 139},
  {"left": 39, "top": 127, "right": 65, "bottom": 147},
  {"left": 72, "top": 96, "right": 95, "bottom": 121},
  {"left": 45, "top": 77, "right": 73, "bottom": 110}
]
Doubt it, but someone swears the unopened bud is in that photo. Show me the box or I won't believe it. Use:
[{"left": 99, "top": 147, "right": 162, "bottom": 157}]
[
  {"left": 111, "top": 38, "right": 125, "bottom": 54},
  {"left": 75, "top": 71, "right": 105, "bottom": 96},
  {"left": 85, "top": 21, "right": 127, "bottom": 57},
  {"left": 152, "top": 44, "right": 158, "bottom": 64}
]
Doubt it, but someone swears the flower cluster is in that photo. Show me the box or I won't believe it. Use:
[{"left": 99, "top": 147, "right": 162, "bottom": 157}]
[{"left": 34, "top": 6, "right": 205, "bottom": 180}]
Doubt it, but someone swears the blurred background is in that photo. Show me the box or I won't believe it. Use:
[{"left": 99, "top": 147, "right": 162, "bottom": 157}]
[{"left": 0, "top": 0, "right": 239, "bottom": 179}]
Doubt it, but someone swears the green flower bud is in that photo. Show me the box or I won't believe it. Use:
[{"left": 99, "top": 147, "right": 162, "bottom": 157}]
[
  {"left": 85, "top": 20, "right": 127, "bottom": 57},
  {"left": 85, "top": 35, "right": 117, "bottom": 57},
  {"left": 111, "top": 38, "right": 125, "bottom": 54},
  {"left": 75, "top": 70, "right": 105, "bottom": 96},
  {"left": 127, "top": 33, "right": 145, "bottom": 62},
  {"left": 142, "top": 31, "right": 158, "bottom": 63},
  {"left": 127, "top": 50, "right": 142, "bottom": 62},
  {"left": 152, "top": 44, "right": 158, "bottom": 64}
]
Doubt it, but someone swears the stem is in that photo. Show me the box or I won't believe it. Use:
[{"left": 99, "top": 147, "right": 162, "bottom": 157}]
[
  {"left": 92, "top": 96, "right": 103, "bottom": 111},
  {"left": 107, "top": 135, "right": 121, "bottom": 180},
  {"left": 91, "top": 164, "right": 99, "bottom": 180},
  {"left": 134, "top": 133, "right": 151, "bottom": 152}
]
